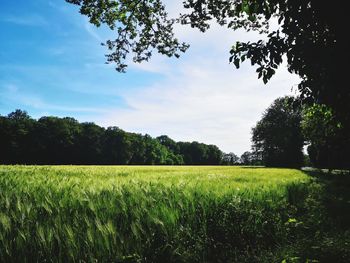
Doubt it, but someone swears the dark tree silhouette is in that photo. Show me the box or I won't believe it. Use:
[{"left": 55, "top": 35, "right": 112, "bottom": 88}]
[
  {"left": 1, "top": 110, "right": 35, "bottom": 164},
  {"left": 33, "top": 116, "right": 81, "bottom": 164},
  {"left": 76, "top": 122, "right": 105, "bottom": 164},
  {"left": 0, "top": 110, "right": 227, "bottom": 165},
  {"left": 222, "top": 152, "right": 239, "bottom": 165},
  {"left": 302, "top": 104, "right": 350, "bottom": 169},
  {"left": 102, "top": 127, "right": 133, "bottom": 164},
  {"left": 252, "top": 96, "right": 304, "bottom": 168},
  {"left": 239, "top": 151, "right": 261, "bottom": 166}
]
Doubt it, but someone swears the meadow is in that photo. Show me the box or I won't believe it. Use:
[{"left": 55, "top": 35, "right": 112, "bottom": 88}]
[{"left": 0, "top": 166, "right": 349, "bottom": 262}]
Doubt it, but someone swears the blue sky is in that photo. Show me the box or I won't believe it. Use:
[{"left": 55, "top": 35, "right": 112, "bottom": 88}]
[{"left": 0, "top": 0, "right": 300, "bottom": 154}]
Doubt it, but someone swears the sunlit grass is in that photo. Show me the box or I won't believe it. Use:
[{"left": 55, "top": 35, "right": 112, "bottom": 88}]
[{"left": 0, "top": 165, "right": 311, "bottom": 262}]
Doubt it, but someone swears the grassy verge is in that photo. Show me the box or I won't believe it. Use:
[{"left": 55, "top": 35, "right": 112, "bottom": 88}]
[{"left": 269, "top": 170, "right": 350, "bottom": 263}]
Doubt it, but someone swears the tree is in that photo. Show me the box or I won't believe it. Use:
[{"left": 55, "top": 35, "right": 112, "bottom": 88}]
[
  {"left": 206, "top": 144, "right": 223, "bottom": 165},
  {"left": 252, "top": 96, "right": 304, "bottom": 168},
  {"left": 34, "top": 116, "right": 81, "bottom": 164},
  {"left": 239, "top": 151, "right": 259, "bottom": 165},
  {"left": 157, "top": 135, "right": 180, "bottom": 154},
  {"left": 302, "top": 104, "right": 350, "bottom": 169},
  {"left": 102, "top": 127, "right": 133, "bottom": 164},
  {"left": 176, "top": 141, "right": 222, "bottom": 165},
  {"left": 76, "top": 122, "right": 105, "bottom": 164},
  {"left": 0, "top": 115, "right": 9, "bottom": 163},
  {"left": 143, "top": 134, "right": 166, "bottom": 164},
  {"left": 222, "top": 152, "right": 239, "bottom": 165},
  {"left": 156, "top": 135, "right": 184, "bottom": 164},
  {"left": 66, "top": 1, "right": 345, "bottom": 127},
  {"left": 240, "top": 151, "right": 251, "bottom": 165},
  {"left": 66, "top": 0, "right": 189, "bottom": 72},
  {"left": 2, "top": 110, "right": 35, "bottom": 164}
]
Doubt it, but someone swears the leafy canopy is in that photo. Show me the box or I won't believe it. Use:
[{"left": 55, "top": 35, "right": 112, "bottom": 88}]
[
  {"left": 302, "top": 104, "right": 350, "bottom": 169},
  {"left": 252, "top": 96, "right": 304, "bottom": 168},
  {"left": 66, "top": 0, "right": 189, "bottom": 72}
]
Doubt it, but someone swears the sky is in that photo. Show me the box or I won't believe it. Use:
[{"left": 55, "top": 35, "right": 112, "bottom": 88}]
[{"left": 0, "top": 0, "right": 301, "bottom": 155}]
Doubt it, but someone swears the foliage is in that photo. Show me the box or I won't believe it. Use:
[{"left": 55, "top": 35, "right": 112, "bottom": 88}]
[
  {"left": 239, "top": 151, "right": 261, "bottom": 165},
  {"left": 302, "top": 104, "right": 350, "bottom": 169},
  {"left": 182, "top": 0, "right": 339, "bottom": 118},
  {"left": 66, "top": 0, "right": 189, "bottom": 72},
  {"left": 175, "top": 141, "right": 223, "bottom": 165},
  {"left": 222, "top": 152, "right": 239, "bottom": 165},
  {"left": 0, "top": 110, "right": 227, "bottom": 165},
  {"left": 252, "top": 96, "right": 304, "bottom": 168}
]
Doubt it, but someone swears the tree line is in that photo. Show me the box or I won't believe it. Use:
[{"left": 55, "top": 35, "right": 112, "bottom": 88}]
[
  {"left": 2, "top": 101, "right": 349, "bottom": 169},
  {"left": 0, "top": 110, "right": 247, "bottom": 165},
  {"left": 251, "top": 96, "right": 350, "bottom": 169}
]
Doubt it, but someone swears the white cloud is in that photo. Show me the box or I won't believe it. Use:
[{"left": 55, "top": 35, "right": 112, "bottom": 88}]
[
  {"left": 95, "top": 43, "right": 299, "bottom": 156},
  {"left": 97, "top": 68, "right": 299, "bottom": 155},
  {"left": 90, "top": 10, "right": 300, "bottom": 155}
]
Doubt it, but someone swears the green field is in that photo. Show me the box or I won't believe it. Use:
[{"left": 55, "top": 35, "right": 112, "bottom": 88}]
[{"left": 0, "top": 166, "right": 349, "bottom": 262}]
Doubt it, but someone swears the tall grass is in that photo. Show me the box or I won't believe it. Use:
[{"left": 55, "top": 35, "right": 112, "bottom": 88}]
[{"left": 0, "top": 166, "right": 311, "bottom": 262}]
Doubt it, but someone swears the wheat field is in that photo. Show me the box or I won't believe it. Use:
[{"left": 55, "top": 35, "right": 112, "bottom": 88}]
[{"left": 0, "top": 166, "right": 311, "bottom": 262}]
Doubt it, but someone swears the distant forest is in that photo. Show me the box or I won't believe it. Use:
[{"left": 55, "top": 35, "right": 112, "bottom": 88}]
[
  {"left": 0, "top": 110, "right": 246, "bottom": 165},
  {"left": 2, "top": 95, "right": 350, "bottom": 169}
]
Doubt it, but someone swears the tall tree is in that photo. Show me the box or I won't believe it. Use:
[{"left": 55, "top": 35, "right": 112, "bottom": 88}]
[
  {"left": 302, "top": 104, "right": 350, "bottom": 169},
  {"left": 206, "top": 145, "right": 223, "bottom": 165},
  {"left": 252, "top": 96, "right": 304, "bottom": 168},
  {"left": 239, "top": 151, "right": 261, "bottom": 165},
  {"left": 102, "top": 127, "right": 133, "bottom": 164},
  {"left": 0, "top": 115, "right": 9, "bottom": 163},
  {"left": 2, "top": 110, "right": 35, "bottom": 164},
  {"left": 222, "top": 152, "right": 239, "bottom": 165},
  {"left": 76, "top": 122, "right": 105, "bottom": 164},
  {"left": 240, "top": 151, "right": 254, "bottom": 165},
  {"left": 34, "top": 117, "right": 81, "bottom": 164},
  {"left": 157, "top": 135, "right": 180, "bottom": 154}
]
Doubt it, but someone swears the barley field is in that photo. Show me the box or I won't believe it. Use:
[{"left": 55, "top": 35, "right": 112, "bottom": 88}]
[{"left": 0, "top": 166, "right": 348, "bottom": 262}]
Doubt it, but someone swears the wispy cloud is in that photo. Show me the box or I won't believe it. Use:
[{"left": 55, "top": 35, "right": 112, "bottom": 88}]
[
  {"left": 84, "top": 21, "right": 103, "bottom": 42},
  {"left": 0, "top": 84, "right": 111, "bottom": 114},
  {"left": 1, "top": 14, "right": 48, "bottom": 27}
]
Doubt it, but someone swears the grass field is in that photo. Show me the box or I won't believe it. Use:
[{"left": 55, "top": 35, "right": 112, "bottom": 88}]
[{"left": 0, "top": 166, "right": 349, "bottom": 262}]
